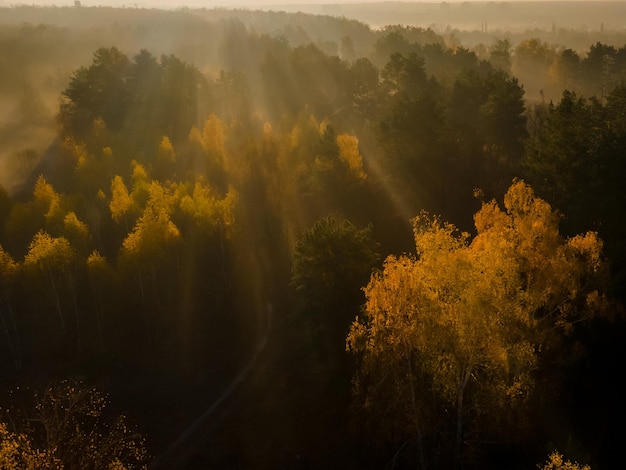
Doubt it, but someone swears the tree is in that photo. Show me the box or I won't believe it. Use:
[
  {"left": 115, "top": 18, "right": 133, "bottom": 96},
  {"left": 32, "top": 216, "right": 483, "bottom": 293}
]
[
  {"left": 522, "top": 86, "right": 626, "bottom": 303},
  {"left": 33, "top": 176, "right": 64, "bottom": 233},
  {"left": 130, "top": 160, "right": 151, "bottom": 209},
  {"left": 337, "top": 133, "right": 366, "bottom": 181},
  {"left": 73, "top": 141, "right": 114, "bottom": 200},
  {"left": 291, "top": 216, "right": 379, "bottom": 363},
  {"left": 381, "top": 52, "right": 428, "bottom": 99},
  {"left": 347, "top": 181, "right": 610, "bottom": 469},
  {"left": 580, "top": 43, "right": 619, "bottom": 102},
  {"left": 0, "top": 422, "right": 48, "bottom": 469},
  {"left": 522, "top": 88, "right": 626, "bottom": 250},
  {"left": 349, "top": 57, "right": 379, "bottom": 120},
  {"left": 178, "top": 181, "right": 237, "bottom": 291},
  {"left": 200, "top": 114, "right": 228, "bottom": 193},
  {"left": 0, "top": 246, "right": 20, "bottom": 370},
  {"left": 23, "top": 231, "right": 76, "bottom": 339},
  {"left": 154, "top": 136, "right": 177, "bottom": 182},
  {"left": 550, "top": 48, "right": 580, "bottom": 93},
  {"left": 11, "top": 149, "right": 39, "bottom": 184},
  {"left": 540, "top": 451, "right": 591, "bottom": 470},
  {"left": 63, "top": 212, "right": 91, "bottom": 256},
  {"left": 0, "top": 380, "right": 148, "bottom": 469},
  {"left": 109, "top": 175, "right": 136, "bottom": 231},
  {"left": 512, "top": 38, "right": 556, "bottom": 100},
  {"left": 121, "top": 181, "right": 181, "bottom": 340},
  {"left": 489, "top": 38, "right": 511, "bottom": 74},
  {"left": 86, "top": 251, "right": 113, "bottom": 351},
  {"left": 60, "top": 47, "right": 132, "bottom": 138},
  {"left": 157, "top": 54, "right": 204, "bottom": 144}
]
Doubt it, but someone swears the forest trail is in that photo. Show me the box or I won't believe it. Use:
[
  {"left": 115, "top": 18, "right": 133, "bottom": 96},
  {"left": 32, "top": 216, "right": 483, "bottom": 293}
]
[{"left": 148, "top": 302, "right": 273, "bottom": 469}]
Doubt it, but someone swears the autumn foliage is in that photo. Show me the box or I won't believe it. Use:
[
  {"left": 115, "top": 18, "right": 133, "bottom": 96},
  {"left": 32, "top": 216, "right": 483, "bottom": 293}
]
[{"left": 347, "top": 180, "right": 609, "bottom": 468}]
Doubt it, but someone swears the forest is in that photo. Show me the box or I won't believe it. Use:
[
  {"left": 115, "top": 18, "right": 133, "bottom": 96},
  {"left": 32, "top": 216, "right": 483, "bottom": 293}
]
[{"left": 0, "top": 3, "right": 625, "bottom": 469}]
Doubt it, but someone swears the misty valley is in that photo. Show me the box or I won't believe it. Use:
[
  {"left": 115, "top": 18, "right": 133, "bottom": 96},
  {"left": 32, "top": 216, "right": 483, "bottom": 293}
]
[{"left": 0, "top": 2, "right": 625, "bottom": 469}]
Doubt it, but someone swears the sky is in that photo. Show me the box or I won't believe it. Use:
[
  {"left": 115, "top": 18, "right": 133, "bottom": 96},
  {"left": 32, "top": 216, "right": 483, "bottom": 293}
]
[
  {"left": 0, "top": 0, "right": 608, "bottom": 12},
  {"left": 3, "top": 0, "right": 605, "bottom": 6}
]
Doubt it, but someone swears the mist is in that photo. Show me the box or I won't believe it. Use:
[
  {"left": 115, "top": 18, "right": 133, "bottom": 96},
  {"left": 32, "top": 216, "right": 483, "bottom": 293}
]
[{"left": 0, "top": 2, "right": 625, "bottom": 469}]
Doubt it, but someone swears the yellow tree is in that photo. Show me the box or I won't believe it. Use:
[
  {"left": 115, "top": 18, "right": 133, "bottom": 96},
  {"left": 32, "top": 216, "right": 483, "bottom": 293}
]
[
  {"left": 24, "top": 231, "right": 77, "bottom": 346},
  {"left": 130, "top": 160, "right": 150, "bottom": 209},
  {"left": 121, "top": 181, "right": 181, "bottom": 340},
  {"left": 179, "top": 182, "right": 237, "bottom": 238},
  {"left": 347, "top": 180, "right": 609, "bottom": 469},
  {"left": 154, "top": 135, "right": 177, "bottom": 181},
  {"left": 179, "top": 181, "right": 237, "bottom": 282},
  {"left": 184, "top": 126, "right": 207, "bottom": 180},
  {"left": 1, "top": 380, "right": 148, "bottom": 469},
  {"left": 86, "top": 250, "right": 113, "bottom": 350},
  {"left": 33, "top": 176, "right": 64, "bottom": 233},
  {"left": 201, "top": 114, "right": 228, "bottom": 192},
  {"left": 0, "top": 423, "right": 49, "bottom": 469},
  {"left": 0, "top": 246, "right": 20, "bottom": 369},
  {"left": 109, "top": 175, "right": 137, "bottom": 232},
  {"left": 202, "top": 113, "right": 226, "bottom": 158},
  {"left": 337, "top": 133, "right": 367, "bottom": 181},
  {"left": 540, "top": 451, "right": 591, "bottom": 470},
  {"left": 63, "top": 211, "right": 91, "bottom": 256}
]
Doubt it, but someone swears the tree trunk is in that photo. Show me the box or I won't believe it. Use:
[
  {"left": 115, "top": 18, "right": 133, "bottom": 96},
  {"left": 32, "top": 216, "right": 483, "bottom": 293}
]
[
  {"left": 70, "top": 277, "right": 81, "bottom": 355},
  {"left": 454, "top": 367, "right": 472, "bottom": 470},
  {"left": 454, "top": 384, "right": 464, "bottom": 470},
  {"left": 88, "top": 275, "right": 105, "bottom": 351},
  {"left": 408, "top": 352, "right": 427, "bottom": 470},
  {"left": 135, "top": 264, "right": 151, "bottom": 343},
  {"left": 0, "top": 306, "right": 19, "bottom": 369},
  {"left": 48, "top": 267, "right": 67, "bottom": 334}
]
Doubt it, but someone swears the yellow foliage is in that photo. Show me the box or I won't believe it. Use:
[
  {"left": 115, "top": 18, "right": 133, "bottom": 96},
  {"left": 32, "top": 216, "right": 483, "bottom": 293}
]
[
  {"left": 86, "top": 250, "right": 109, "bottom": 274},
  {"left": 202, "top": 113, "right": 226, "bottom": 156},
  {"left": 122, "top": 181, "right": 181, "bottom": 258},
  {"left": 33, "top": 176, "right": 63, "bottom": 223},
  {"left": 157, "top": 136, "right": 176, "bottom": 163},
  {"left": 347, "top": 180, "right": 609, "bottom": 445},
  {"left": 337, "top": 134, "right": 367, "bottom": 180},
  {"left": 567, "top": 232, "right": 603, "bottom": 272},
  {"left": 188, "top": 126, "right": 204, "bottom": 150},
  {"left": 539, "top": 451, "right": 591, "bottom": 470},
  {"left": 179, "top": 182, "right": 237, "bottom": 237},
  {"left": 131, "top": 160, "right": 148, "bottom": 185},
  {"left": 109, "top": 175, "right": 134, "bottom": 224},
  {"left": 1, "top": 381, "right": 148, "bottom": 469},
  {"left": 0, "top": 245, "right": 17, "bottom": 278},
  {"left": 73, "top": 142, "right": 90, "bottom": 171},
  {"left": 0, "top": 423, "right": 49, "bottom": 469},
  {"left": 63, "top": 212, "right": 90, "bottom": 242},
  {"left": 24, "top": 230, "right": 74, "bottom": 270}
]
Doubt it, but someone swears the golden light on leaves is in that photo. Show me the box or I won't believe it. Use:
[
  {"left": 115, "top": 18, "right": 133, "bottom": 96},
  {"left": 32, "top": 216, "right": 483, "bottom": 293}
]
[
  {"left": 202, "top": 113, "right": 226, "bottom": 157},
  {"left": 109, "top": 175, "right": 134, "bottom": 224},
  {"left": 540, "top": 450, "right": 591, "bottom": 470},
  {"left": 337, "top": 134, "right": 367, "bottom": 180},
  {"left": 157, "top": 136, "right": 176, "bottom": 164},
  {"left": 24, "top": 231, "right": 73, "bottom": 269},
  {"left": 33, "top": 176, "right": 62, "bottom": 224},
  {"left": 347, "top": 180, "right": 609, "bottom": 460}
]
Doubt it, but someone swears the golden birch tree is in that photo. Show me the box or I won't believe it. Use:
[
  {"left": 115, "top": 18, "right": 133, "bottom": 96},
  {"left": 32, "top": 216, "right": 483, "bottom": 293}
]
[
  {"left": 24, "top": 231, "right": 75, "bottom": 337},
  {"left": 347, "top": 180, "right": 610, "bottom": 469},
  {"left": 121, "top": 181, "right": 181, "bottom": 340}
]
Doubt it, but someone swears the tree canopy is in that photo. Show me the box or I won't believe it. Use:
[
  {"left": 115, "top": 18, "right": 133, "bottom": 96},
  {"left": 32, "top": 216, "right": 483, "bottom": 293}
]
[{"left": 347, "top": 180, "right": 610, "bottom": 469}]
